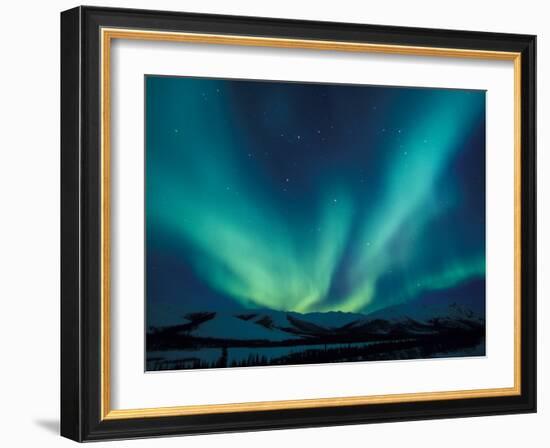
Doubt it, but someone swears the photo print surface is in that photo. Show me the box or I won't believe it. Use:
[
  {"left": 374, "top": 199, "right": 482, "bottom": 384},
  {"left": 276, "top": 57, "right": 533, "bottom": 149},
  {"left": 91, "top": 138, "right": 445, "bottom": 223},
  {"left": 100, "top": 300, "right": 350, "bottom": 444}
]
[{"left": 145, "top": 75, "right": 486, "bottom": 371}]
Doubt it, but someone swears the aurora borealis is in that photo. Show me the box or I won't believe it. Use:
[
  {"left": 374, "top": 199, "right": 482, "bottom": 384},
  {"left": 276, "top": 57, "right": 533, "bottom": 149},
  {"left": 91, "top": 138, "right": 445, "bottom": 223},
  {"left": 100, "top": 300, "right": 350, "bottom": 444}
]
[{"left": 145, "top": 75, "right": 486, "bottom": 327}]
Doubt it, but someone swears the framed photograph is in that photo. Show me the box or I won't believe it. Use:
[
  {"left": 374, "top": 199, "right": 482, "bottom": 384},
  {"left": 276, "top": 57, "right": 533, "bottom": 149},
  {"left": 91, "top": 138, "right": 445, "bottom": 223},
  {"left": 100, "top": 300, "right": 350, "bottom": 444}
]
[{"left": 60, "top": 6, "right": 536, "bottom": 442}]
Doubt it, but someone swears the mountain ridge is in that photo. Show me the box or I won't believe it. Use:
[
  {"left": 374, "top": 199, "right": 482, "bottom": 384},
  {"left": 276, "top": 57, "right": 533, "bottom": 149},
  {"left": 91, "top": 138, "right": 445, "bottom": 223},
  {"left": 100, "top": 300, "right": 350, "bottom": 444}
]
[{"left": 148, "top": 278, "right": 485, "bottom": 345}]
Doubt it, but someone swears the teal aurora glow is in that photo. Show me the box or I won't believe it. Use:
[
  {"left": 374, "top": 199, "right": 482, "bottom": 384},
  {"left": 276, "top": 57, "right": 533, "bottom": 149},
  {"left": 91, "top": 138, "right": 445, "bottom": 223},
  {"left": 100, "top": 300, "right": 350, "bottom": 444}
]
[{"left": 145, "top": 76, "right": 486, "bottom": 326}]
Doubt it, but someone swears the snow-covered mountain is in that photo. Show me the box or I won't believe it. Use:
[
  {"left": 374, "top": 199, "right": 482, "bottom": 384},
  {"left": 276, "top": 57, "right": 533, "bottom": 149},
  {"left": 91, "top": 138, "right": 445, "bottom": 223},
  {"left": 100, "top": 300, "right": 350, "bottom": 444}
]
[
  {"left": 191, "top": 312, "right": 291, "bottom": 341},
  {"left": 233, "top": 309, "right": 365, "bottom": 335},
  {"left": 161, "top": 279, "right": 484, "bottom": 342},
  {"left": 171, "top": 309, "right": 366, "bottom": 341},
  {"left": 363, "top": 278, "right": 485, "bottom": 322},
  {"left": 149, "top": 278, "right": 485, "bottom": 345}
]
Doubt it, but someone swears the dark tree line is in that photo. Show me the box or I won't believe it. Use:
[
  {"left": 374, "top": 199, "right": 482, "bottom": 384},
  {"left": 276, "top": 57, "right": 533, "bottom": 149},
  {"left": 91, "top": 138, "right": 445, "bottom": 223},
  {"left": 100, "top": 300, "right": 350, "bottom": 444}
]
[{"left": 147, "top": 328, "right": 484, "bottom": 371}]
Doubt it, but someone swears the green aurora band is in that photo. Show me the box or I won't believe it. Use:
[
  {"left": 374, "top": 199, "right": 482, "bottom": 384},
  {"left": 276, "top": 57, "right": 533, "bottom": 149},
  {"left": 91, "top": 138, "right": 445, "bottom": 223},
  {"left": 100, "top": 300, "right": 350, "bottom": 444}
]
[{"left": 146, "top": 77, "right": 486, "bottom": 317}]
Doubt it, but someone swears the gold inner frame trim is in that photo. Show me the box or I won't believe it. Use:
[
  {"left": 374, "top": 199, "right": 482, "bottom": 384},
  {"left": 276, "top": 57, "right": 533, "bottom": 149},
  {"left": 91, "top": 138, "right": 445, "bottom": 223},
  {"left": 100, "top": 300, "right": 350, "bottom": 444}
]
[{"left": 100, "top": 27, "right": 522, "bottom": 421}]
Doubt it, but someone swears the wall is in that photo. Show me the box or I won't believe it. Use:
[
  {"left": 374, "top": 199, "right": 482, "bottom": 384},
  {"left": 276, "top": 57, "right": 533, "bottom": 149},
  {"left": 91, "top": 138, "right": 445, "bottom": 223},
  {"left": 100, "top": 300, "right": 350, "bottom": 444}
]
[{"left": 0, "top": 1, "right": 546, "bottom": 446}]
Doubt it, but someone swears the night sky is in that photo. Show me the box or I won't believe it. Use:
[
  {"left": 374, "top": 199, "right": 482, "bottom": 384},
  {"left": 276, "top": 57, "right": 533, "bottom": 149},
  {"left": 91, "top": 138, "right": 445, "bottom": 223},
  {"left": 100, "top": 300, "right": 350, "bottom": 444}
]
[{"left": 145, "top": 75, "right": 486, "bottom": 326}]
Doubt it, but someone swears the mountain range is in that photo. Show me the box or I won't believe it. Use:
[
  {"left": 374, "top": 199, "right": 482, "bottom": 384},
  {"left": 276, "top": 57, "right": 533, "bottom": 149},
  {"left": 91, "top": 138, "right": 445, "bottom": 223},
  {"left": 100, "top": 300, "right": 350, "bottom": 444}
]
[{"left": 148, "top": 278, "right": 485, "bottom": 348}]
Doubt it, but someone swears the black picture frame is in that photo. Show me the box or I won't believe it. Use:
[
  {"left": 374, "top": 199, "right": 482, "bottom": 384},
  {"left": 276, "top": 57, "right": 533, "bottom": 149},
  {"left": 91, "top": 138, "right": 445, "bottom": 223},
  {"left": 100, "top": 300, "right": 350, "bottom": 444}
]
[{"left": 61, "top": 5, "right": 536, "bottom": 442}]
